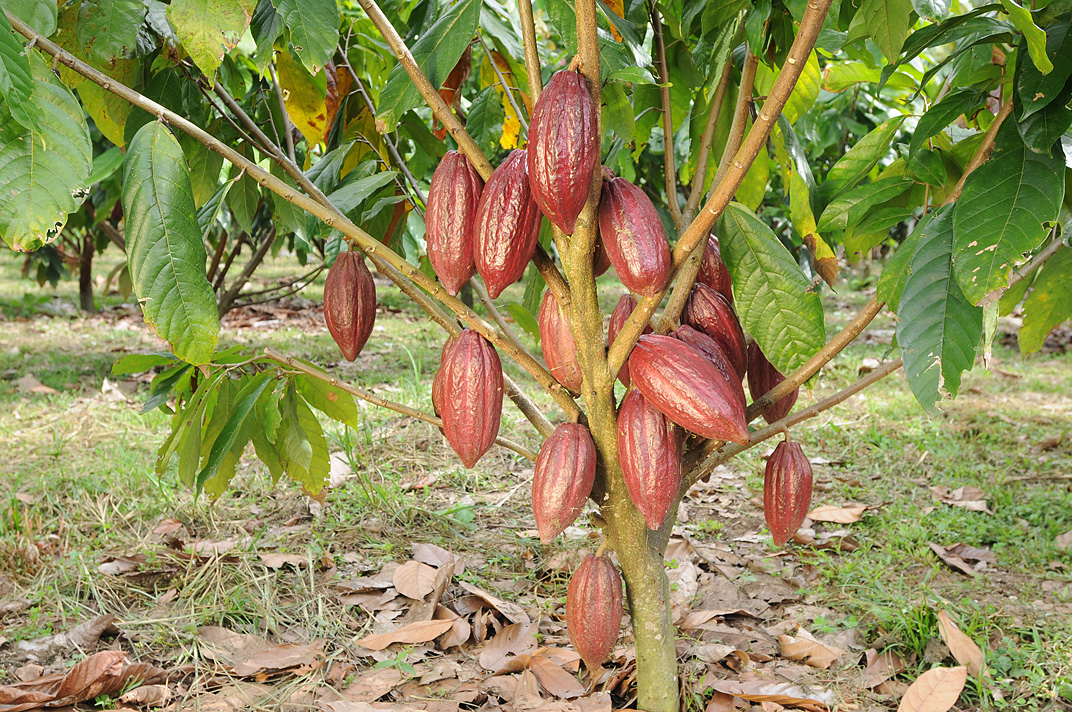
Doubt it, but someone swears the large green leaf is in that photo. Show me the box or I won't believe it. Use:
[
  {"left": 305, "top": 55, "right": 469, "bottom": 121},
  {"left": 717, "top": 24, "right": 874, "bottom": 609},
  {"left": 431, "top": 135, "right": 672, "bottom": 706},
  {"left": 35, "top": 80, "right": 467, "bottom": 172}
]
[
  {"left": 1016, "top": 20, "right": 1072, "bottom": 118},
  {"left": 280, "top": 385, "right": 329, "bottom": 494},
  {"left": 197, "top": 370, "right": 274, "bottom": 493},
  {"left": 296, "top": 373, "right": 360, "bottom": 429},
  {"left": 77, "top": 0, "right": 144, "bottom": 64},
  {"left": 0, "top": 54, "right": 91, "bottom": 252},
  {"left": 167, "top": 0, "right": 252, "bottom": 82},
  {"left": 909, "top": 89, "right": 982, "bottom": 158},
  {"left": 822, "top": 116, "right": 905, "bottom": 200},
  {"left": 951, "top": 136, "right": 1065, "bottom": 305},
  {"left": 6, "top": 0, "right": 58, "bottom": 36},
  {"left": 718, "top": 202, "right": 826, "bottom": 375},
  {"left": 1000, "top": 0, "right": 1053, "bottom": 74},
  {"left": 1016, "top": 80, "right": 1072, "bottom": 152},
  {"left": 845, "top": 207, "right": 915, "bottom": 262},
  {"left": 0, "top": 9, "right": 37, "bottom": 132},
  {"left": 896, "top": 205, "right": 982, "bottom": 412},
  {"left": 124, "top": 68, "right": 184, "bottom": 146},
  {"left": 465, "top": 86, "right": 506, "bottom": 156},
  {"left": 858, "top": 0, "right": 914, "bottom": 61},
  {"left": 877, "top": 207, "right": 937, "bottom": 311},
  {"left": 817, "top": 176, "right": 913, "bottom": 230},
  {"left": 271, "top": 0, "right": 337, "bottom": 75},
  {"left": 375, "top": 0, "right": 480, "bottom": 132},
  {"left": 122, "top": 123, "right": 220, "bottom": 365},
  {"left": 1018, "top": 245, "right": 1072, "bottom": 354},
  {"left": 327, "top": 170, "right": 399, "bottom": 215}
]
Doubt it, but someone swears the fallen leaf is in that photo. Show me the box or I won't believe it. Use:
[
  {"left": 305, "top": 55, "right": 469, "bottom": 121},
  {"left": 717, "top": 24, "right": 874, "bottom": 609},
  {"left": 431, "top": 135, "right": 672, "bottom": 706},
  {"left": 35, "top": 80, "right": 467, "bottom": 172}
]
[
  {"left": 412, "top": 543, "right": 467, "bottom": 576},
  {"left": 16, "top": 614, "right": 118, "bottom": 658},
  {"left": 191, "top": 538, "right": 242, "bottom": 556},
  {"left": 897, "top": 666, "right": 967, "bottom": 712},
  {"left": 16, "top": 374, "right": 58, "bottom": 394},
  {"left": 13, "top": 493, "right": 35, "bottom": 506},
  {"left": 936, "top": 611, "right": 984, "bottom": 677},
  {"left": 513, "top": 669, "right": 543, "bottom": 712},
  {"left": 14, "top": 665, "right": 44, "bottom": 682},
  {"left": 705, "top": 691, "right": 736, "bottom": 712},
  {"left": 928, "top": 543, "right": 992, "bottom": 576},
  {"left": 197, "top": 626, "right": 270, "bottom": 663},
  {"left": 98, "top": 556, "right": 143, "bottom": 575},
  {"left": 392, "top": 561, "right": 439, "bottom": 600},
  {"left": 928, "top": 486, "right": 992, "bottom": 514},
  {"left": 231, "top": 642, "right": 324, "bottom": 677},
  {"left": 806, "top": 504, "right": 866, "bottom": 523},
  {"left": 778, "top": 628, "right": 846, "bottom": 669},
  {"left": 355, "top": 619, "right": 455, "bottom": 651},
  {"left": 151, "top": 518, "right": 184, "bottom": 536},
  {"left": 528, "top": 655, "right": 584, "bottom": 699},
  {"left": 0, "top": 651, "right": 165, "bottom": 711},
  {"left": 709, "top": 680, "right": 833, "bottom": 710},
  {"left": 1056, "top": 530, "right": 1072, "bottom": 551},
  {"left": 480, "top": 622, "right": 537, "bottom": 671},
  {"left": 119, "top": 683, "right": 171, "bottom": 707},
  {"left": 459, "top": 581, "right": 530, "bottom": 624},
  {"left": 259, "top": 553, "right": 308, "bottom": 569},
  {"left": 858, "top": 648, "right": 909, "bottom": 689},
  {"left": 340, "top": 668, "right": 403, "bottom": 702}
]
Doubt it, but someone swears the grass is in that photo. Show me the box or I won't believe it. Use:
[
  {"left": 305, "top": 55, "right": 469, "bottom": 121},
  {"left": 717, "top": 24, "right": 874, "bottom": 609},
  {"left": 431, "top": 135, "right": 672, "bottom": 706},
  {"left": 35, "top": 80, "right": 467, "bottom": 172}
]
[{"left": 1, "top": 247, "right": 1071, "bottom": 709}]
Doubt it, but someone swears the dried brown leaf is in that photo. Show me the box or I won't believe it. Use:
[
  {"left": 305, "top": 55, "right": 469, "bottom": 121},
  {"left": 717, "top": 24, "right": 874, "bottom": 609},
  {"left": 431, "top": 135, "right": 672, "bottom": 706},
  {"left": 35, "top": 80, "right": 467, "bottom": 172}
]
[
  {"left": 858, "top": 648, "right": 909, "bottom": 689},
  {"left": 480, "top": 622, "right": 537, "bottom": 671},
  {"left": 340, "top": 668, "right": 403, "bottom": 702},
  {"left": 1057, "top": 530, "right": 1072, "bottom": 551},
  {"left": 459, "top": 582, "right": 530, "bottom": 624},
  {"left": 708, "top": 680, "right": 832, "bottom": 711},
  {"left": 197, "top": 626, "right": 269, "bottom": 663},
  {"left": 513, "top": 669, "right": 543, "bottom": 712},
  {"left": 259, "top": 553, "right": 308, "bottom": 569},
  {"left": 118, "top": 684, "right": 171, "bottom": 707},
  {"left": 528, "top": 655, "right": 584, "bottom": 699},
  {"left": 231, "top": 642, "right": 324, "bottom": 677},
  {"left": 806, "top": 504, "right": 866, "bottom": 523},
  {"left": 412, "top": 543, "right": 467, "bottom": 576},
  {"left": 705, "top": 691, "right": 736, "bottom": 712},
  {"left": 778, "top": 629, "right": 846, "bottom": 669},
  {"left": 897, "top": 666, "right": 967, "bottom": 712},
  {"left": 393, "top": 561, "right": 439, "bottom": 600},
  {"left": 355, "top": 619, "right": 455, "bottom": 651},
  {"left": 927, "top": 543, "right": 977, "bottom": 577},
  {"left": 936, "top": 611, "right": 983, "bottom": 677}
]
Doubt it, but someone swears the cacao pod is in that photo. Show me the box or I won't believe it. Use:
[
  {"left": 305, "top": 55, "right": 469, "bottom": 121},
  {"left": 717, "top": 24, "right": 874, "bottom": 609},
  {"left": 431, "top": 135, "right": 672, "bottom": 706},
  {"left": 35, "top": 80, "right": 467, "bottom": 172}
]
[
  {"left": 747, "top": 341, "right": 798, "bottom": 424},
  {"left": 566, "top": 554, "right": 623, "bottom": 670},
  {"left": 683, "top": 283, "right": 747, "bottom": 380},
  {"left": 426, "top": 151, "right": 484, "bottom": 295},
  {"left": 532, "top": 423, "right": 597, "bottom": 542},
  {"left": 607, "top": 294, "right": 651, "bottom": 387},
  {"left": 764, "top": 439, "right": 813, "bottom": 547},
  {"left": 437, "top": 329, "right": 504, "bottom": 468},
  {"left": 474, "top": 150, "right": 542, "bottom": 298},
  {"left": 538, "top": 290, "right": 583, "bottom": 392},
  {"left": 670, "top": 325, "right": 746, "bottom": 410},
  {"left": 629, "top": 334, "right": 749, "bottom": 445},
  {"left": 323, "top": 251, "right": 377, "bottom": 361},
  {"left": 697, "top": 235, "right": 733, "bottom": 303},
  {"left": 594, "top": 236, "right": 611, "bottom": 276},
  {"left": 617, "top": 388, "right": 682, "bottom": 530},
  {"left": 527, "top": 70, "right": 599, "bottom": 235},
  {"left": 597, "top": 176, "right": 671, "bottom": 297}
]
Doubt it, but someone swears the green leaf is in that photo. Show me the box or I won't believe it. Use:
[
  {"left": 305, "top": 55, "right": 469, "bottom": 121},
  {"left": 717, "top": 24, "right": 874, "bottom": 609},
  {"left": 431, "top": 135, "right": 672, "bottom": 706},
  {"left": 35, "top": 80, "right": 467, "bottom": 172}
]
[
  {"left": 876, "top": 207, "right": 935, "bottom": 311},
  {"left": 6, "top": 0, "right": 58, "bottom": 36},
  {"left": 906, "top": 148, "right": 949, "bottom": 185},
  {"left": 465, "top": 86, "right": 506, "bottom": 157},
  {"left": 606, "top": 66, "right": 655, "bottom": 85},
  {"left": 1018, "top": 245, "right": 1072, "bottom": 354},
  {"left": 1016, "top": 20, "right": 1072, "bottom": 118},
  {"left": 124, "top": 68, "right": 184, "bottom": 147},
  {"left": 280, "top": 385, "right": 329, "bottom": 493},
  {"left": 603, "top": 82, "right": 635, "bottom": 143},
  {"left": 228, "top": 145, "right": 261, "bottom": 234},
  {"left": 167, "top": 0, "right": 252, "bottom": 82},
  {"left": 122, "top": 123, "right": 220, "bottom": 365},
  {"left": 327, "top": 170, "right": 399, "bottom": 215},
  {"left": 296, "top": 373, "right": 360, "bottom": 429},
  {"left": 77, "top": 0, "right": 144, "bottom": 64},
  {"left": 817, "top": 176, "right": 913, "bottom": 230},
  {"left": 1001, "top": 0, "right": 1053, "bottom": 74},
  {"left": 911, "top": 91, "right": 984, "bottom": 158},
  {"left": 823, "top": 116, "right": 905, "bottom": 200},
  {"left": 502, "top": 303, "right": 540, "bottom": 341},
  {"left": 782, "top": 52, "right": 821, "bottom": 125},
  {"left": 951, "top": 136, "right": 1065, "bottom": 305},
  {"left": 911, "top": 0, "right": 949, "bottom": 21},
  {"left": 87, "top": 146, "right": 124, "bottom": 185},
  {"left": 1016, "top": 80, "right": 1072, "bottom": 152},
  {"left": 896, "top": 204, "right": 982, "bottom": 412},
  {"left": 0, "top": 54, "right": 91, "bottom": 252},
  {"left": 250, "top": 0, "right": 282, "bottom": 70},
  {"left": 845, "top": 207, "right": 914, "bottom": 261},
  {"left": 271, "top": 0, "right": 337, "bottom": 75},
  {"left": 0, "top": 9, "right": 38, "bottom": 132},
  {"left": 718, "top": 202, "right": 826, "bottom": 375},
  {"left": 858, "top": 0, "right": 914, "bottom": 61},
  {"left": 738, "top": 146, "right": 770, "bottom": 212},
  {"left": 111, "top": 352, "right": 179, "bottom": 375},
  {"left": 186, "top": 139, "right": 225, "bottom": 208},
  {"left": 156, "top": 369, "right": 224, "bottom": 474},
  {"left": 196, "top": 371, "right": 273, "bottom": 491},
  {"left": 375, "top": 0, "right": 480, "bottom": 132}
]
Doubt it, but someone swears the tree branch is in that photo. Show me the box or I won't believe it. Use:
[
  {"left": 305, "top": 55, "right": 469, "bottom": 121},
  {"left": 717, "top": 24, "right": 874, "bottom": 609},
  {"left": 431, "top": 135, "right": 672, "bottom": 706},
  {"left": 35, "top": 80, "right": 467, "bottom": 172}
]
[
  {"left": 268, "top": 65, "right": 297, "bottom": 163},
  {"left": 684, "top": 62, "right": 732, "bottom": 220},
  {"left": 263, "top": 349, "right": 539, "bottom": 462},
  {"left": 517, "top": 0, "right": 544, "bottom": 101},
  {"left": 652, "top": 8, "right": 682, "bottom": 229},
  {"left": 946, "top": 97, "right": 1013, "bottom": 204}
]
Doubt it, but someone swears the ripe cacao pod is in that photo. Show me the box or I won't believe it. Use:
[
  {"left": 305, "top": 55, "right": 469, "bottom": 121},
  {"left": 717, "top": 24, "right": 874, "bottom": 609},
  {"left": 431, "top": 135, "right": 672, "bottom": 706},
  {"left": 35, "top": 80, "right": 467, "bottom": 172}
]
[
  {"left": 607, "top": 294, "right": 651, "bottom": 387},
  {"left": 629, "top": 335, "right": 749, "bottom": 445},
  {"left": 474, "top": 150, "right": 542, "bottom": 298},
  {"left": 532, "top": 423, "right": 597, "bottom": 543},
  {"left": 683, "top": 283, "right": 747, "bottom": 381},
  {"left": 617, "top": 388, "right": 682, "bottom": 530},
  {"left": 566, "top": 554, "right": 623, "bottom": 670},
  {"left": 670, "top": 325, "right": 746, "bottom": 410},
  {"left": 527, "top": 70, "right": 599, "bottom": 235},
  {"left": 764, "top": 439, "right": 813, "bottom": 547},
  {"left": 437, "top": 329, "right": 504, "bottom": 468},
  {"left": 538, "top": 290, "right": 583, "bottom": 392},
  {"left": 426, "top": 151, "right": 483, "bottom": 295},
  {"left": 697, "top": 235, "right": 733, "bottom": 303},
  {"left": 748, "top": 341, "right": 798, "bottom": 424},
  {"left": 323, "top": 251, "right": 377, "bottom": 361},
  {"left": 597, "top": 176, "right": 671, "bottom": 297}
]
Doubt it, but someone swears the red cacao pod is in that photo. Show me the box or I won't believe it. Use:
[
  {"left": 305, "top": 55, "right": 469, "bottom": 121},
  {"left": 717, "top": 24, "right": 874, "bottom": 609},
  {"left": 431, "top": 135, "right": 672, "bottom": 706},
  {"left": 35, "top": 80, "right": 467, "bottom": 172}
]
[
  {"left": 566, "top": 554, "right": 623, "bottom": 670},
  {"left": 617, "top": 388, "right": 682, "bottom": 530},
  {"left": 323, "top": 251, "right": 377, "bottom": 361},
  {"left": 528, "top": 70, "right": 599, "bottom": 235},
  {"left": 538, "top": 290, "right": 583, "bottom": 392},
  {"left": 426, "top": 151, "right": 483, "bottom": 295},
  {"left": 697, "top": 235, "right": 733, "bottom": 303},
  {"left": 607, "top": 294, "right": 652, "bottom": 387},
  {"left": 747, "top": 341, "right": 798, "bottom": 424},
  {"left": 437, "top": 329, "right": 504, "bottom": 468},
  {"left": 683, "top": 284, "right": 747, "bottom": 380},
  {"left": 474, "top": 150, "right": 542, "bottom": 298},
  {"left": 764, "top": 439, "right": 813, "bottom": 547},
  {"left": 629, "top": 335, "right": 749, "bottom": 444},
  {"left": 670, "top": 325, "right": 746, "bottom": 410},
  {"left": 597, "top": 176, "right": 671, "bottom": 297},
  {"left": 532, "top": 423, "right": 597, "bottom": 543}
]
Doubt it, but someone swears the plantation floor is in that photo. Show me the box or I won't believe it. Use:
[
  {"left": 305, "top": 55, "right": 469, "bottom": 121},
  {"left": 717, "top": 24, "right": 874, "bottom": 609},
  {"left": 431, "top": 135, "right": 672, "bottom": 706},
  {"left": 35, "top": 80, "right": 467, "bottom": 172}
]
[{"left": 0, "top": 249, "right": 1070, "bottom": 712}]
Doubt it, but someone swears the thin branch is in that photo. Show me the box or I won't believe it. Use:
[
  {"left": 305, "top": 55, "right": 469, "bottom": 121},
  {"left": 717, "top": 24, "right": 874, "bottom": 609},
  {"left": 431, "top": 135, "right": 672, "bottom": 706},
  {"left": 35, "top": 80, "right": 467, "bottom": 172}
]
[
  {"left": 684, "top": 62, "right": 732, "bottom": 220},
  {"left": 268, "top": 65, "right": 297, "bottom": 163},
  {"left": 263, "top": 349, "right": 539, "bottom": 462},
  {"left": 946, "top": 97, "right": 1013, "bottom": 204},
  {"left": 652, "top": 8, "right": 682, "bottom": 229},
  {"left": 477, "top": 34, "right": 529, "bottom": 133},
  {"left": 517, "top": 0, "right": 544, "bottom": 101},
  {"left": 232, "top": 268, "right": 322, "bottom": 310},
  {"left": 1008, "top": 237, "right": 1064, "bottom": 289},
  {"left": 97, "top": 220, "right": 126, "bottom": 251},
  {"left": 605, "top": 0, "right": 834, "bottom": 380},
  {"left": 237, "top": 265, "right": 323, "bottom": 299}
]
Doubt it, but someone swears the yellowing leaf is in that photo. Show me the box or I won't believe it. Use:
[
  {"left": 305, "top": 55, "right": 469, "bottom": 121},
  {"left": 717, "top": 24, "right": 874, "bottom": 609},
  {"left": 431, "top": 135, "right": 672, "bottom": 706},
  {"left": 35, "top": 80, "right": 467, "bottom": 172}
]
[
  {"left": 480, "top": 51, "right": 522, "bottom": 150},
  {"left": 167, "top": 0, "right": 251, "bottom": 82},
  {"left": 606, "top": 0, "right": 625, "bottom": 41},
  {"left": 276, "top": 49, "right": 328, "bottom": 147},
  {"left": 342, "top": 107, "right": 389, "bottom": 177}
]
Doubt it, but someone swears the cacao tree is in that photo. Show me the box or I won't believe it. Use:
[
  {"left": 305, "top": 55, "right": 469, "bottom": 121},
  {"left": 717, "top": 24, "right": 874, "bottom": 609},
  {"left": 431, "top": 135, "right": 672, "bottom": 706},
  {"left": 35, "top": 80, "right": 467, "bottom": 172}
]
[{"left": 2, "top": 0, "right": 1072, "bottom": 709}]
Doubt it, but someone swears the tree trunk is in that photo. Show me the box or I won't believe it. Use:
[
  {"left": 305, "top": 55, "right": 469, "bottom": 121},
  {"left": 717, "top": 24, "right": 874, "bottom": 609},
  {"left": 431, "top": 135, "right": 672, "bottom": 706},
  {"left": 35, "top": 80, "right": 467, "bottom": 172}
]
[{"left": 79, "top": 231, "right": 95, "bottom": 313}]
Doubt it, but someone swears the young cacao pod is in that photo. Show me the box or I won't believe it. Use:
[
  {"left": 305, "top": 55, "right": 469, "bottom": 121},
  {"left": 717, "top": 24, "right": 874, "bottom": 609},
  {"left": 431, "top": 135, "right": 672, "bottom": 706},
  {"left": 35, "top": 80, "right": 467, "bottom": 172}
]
[
  {"left": 566, "top": 554, "right": 623, "bottom": 670},
  {"left": 617, "top": 388, "right": 682, "bottom": 530},
  {"left": 597, "top": 176, "right": 671, "bottom": 297},
  {"left": 670, "top": 325, "right": 746, "bottom": 410},
  {"left": 629, "top": 334, "right": 749, "bottom": 445},
  {"left": 474, "top": 150, "right": 542, "bottom": 298},
  {"left": 764, "top": 439, "right": 813, "bottom": 546},
  {"left": 426, "top": 151, "right": 484, "bottom": 296},
  {"left": 527, "top": 70, "right": 599, "bottom": 235},
  {"left": 323, "top": 251, "right": 377, "bottom": 361},
  {"left": 747, "top": 341, "right": 798, "bottom": 424},
  {"left": 607, "top": 294, "right": 651, "bottom": 387},
  {"left": 532, "top": 423, "right": 597, "bottom": 543},
  {"left": 538, "top": 290, "right": 583, "bottom": 392},
  {"left": 437, "top": 329, "right": 504, "bottom": 468},
  {"left": 683, "top": 283, "right": 747, "bottom": 380},
  {"left": 697, "top": 235, "right": 733, "bottom": 303}
]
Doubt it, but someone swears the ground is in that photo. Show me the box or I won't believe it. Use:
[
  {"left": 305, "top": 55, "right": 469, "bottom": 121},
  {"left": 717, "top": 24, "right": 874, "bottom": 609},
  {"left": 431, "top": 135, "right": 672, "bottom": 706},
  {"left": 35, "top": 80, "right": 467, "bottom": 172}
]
[{"left": 0, "top": 248, "right": 1070, "bottom": 712}]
